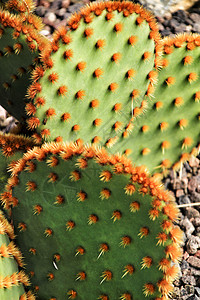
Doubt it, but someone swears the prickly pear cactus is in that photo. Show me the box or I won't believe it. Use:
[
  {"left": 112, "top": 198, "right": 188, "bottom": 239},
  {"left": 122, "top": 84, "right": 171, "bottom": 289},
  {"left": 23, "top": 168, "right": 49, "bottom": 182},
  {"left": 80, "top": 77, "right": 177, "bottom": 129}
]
[
  {"left": 26, "top": 1, "right": 162, "bottom": 146},
  {"left": 0, "top": 133, "right": 37, "bottom": 192},
  {"left": 0, "top": 210, "right": 35, "bottom": 299},
  {"left": 0, "top": 8, "right": 48, "bottom": 123},
  {"left": 2, "top": 143, "right": 183, "bottom": 299},
  {"left": 109, "top": 33, "right": 200, "bottom": 175},
  {"left": 0, "top": 0, "right": 36, "bottom": 15}
]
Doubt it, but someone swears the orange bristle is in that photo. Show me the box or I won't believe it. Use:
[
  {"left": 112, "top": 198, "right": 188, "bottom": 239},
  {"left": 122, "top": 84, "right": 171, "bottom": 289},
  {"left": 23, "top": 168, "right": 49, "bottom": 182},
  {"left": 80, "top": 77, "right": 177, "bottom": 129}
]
[
  {"left": 61, "top": 112, "right": 71, "bottom": 122},
  {"left": 26, "top": 181, "right": 37, "bottom": 191},
  {"left": 84, "top": 27, "right": 93, "bottom": 38},
  {"left": 170, "top": 226, "right": 183, "bottom": 244},
  {"left": 99, "top": 295, "right": 109, "bottom": 300},
  {"left": 57, "top": 85, "right": 68, "bottom": 96},
  {"left": 100, "top": 270, "right": 112, "bottom": 283},
  {"left": 106, "top": 12, "right": 114, "bottom": 20},
  {"left": 162, "top": 58, "right": 169, "bottom": 68},
  {"left": 158, "top": 258, "right": 171, "bottom": 272},
  {"left": 76, "top": 271, "right": 86, "bottom": 281},
  {"left": 113, "top": 102, "right": 122, "bottom": 111},
  {"left": 164, "top": 265, "right": 179, "bottom": 281},
  {"left": 165, "top": 243, "right": 183, "bottom": 262},
  {"left": 195, "top": 91, "right": 200, "bottom": 102},
  {"left": 55, "top": 195, "right": 65, "bottom": 204},
  {"left": 18, "top": 222, "right": 27, "bottom": 232},
  {"left": 92, "top": 136, "right": 101, "bottom": 144},
  {"left": 120, "top": 236, "right": 131, "bottom": 247},
  {"left": 35, "top": 97, "right": 46, "bottom": 107},
  {"left": 100, "top": 170, "right": 112, "bottom": 182},
  {"left": 63, "top": 49, "right": 73, "bottom": 60},
  {"left": 187, "top": 42, "right": 195, "bottom": 50},
  {"left": 66, "top": 220, "right": 75, "bottom": 231},
  {"left": 164, "top": 45, "right": 174, "bottom": 54},
  {"left": 149, "top": 208, "right": 159, "bottom": 220},
  {"left": 48, "top": 72, "right": 59, "bottom": 83},
  {"left": 25, "top": 103, "right": 36, "bottom": 116},
  {"left": 124, "top": 149, "right": 132, "bottom": 156},
  {"left": 67, "top": 290, "right": 77, "bottom": 299},
  {"left": 27, "top": 82, "right": 42, "bottom": 99},
  {"left": 143, "top": 283, "right": 155, "bottom": 296},
  {"left": 122, "top": 264, "right": 134, "bottom": 278},
  {"left": 93, "top": 68, "right": 103, "bottom": 78},
  {"left": 125, "top": 183, "right": 135, "bottom": 195},
  {"left": 72, "top": 124, "right": 80, "bottom": 131},
  {"left": 174, "top": 96, "right": 184, "bottom": 107},
  {"left": 96, "top": 39, "right": 105, "bottom": 50},
  {"left": 184, "top": 55, "right": 193, "bottom": 65},
  {"left": 75, "top": 90, "right": 85, "bottom": 99},
  {"left": 126, "top": 69, "right": 135, "bottom": 79},
  {"left": 90, "top": 99, "right": 99, "bottom": 108},
  {"left": 48, "top": 172, "right": 58, "bottom": 183},
  {"left": 111, "top": 210, "right": 122, "bottom": 222},
  {"left": 70, "top": 170, "right": 81, "bottom": 181},
  {"left": 44, "top": 228, "right": 53, "bottom": 237},
  {"left": 157, "top": 279, "right": 173, "bottom": 296},
  {"left": 62, "top": 34, "right": 72, "bottom": 44},
  {"left": 88, "top": 214, "right": 98, "bottom": 225},
  {"left": 33, "top": 204, "right": 42, "bottom": 215},
  {"left": 128, "top": 35, "right": 137, "bottom": 46},
  {"left": 41, "top": 129, "right": 50, "bottom": 138},
  {"left": 100, "top": 188, "right": 111, "bottom": 199},
  {"left": 109, "top": 82, "right": 118, "bottom": 92},
  {"left": 166, "top": 76, "right": 175, "bottom": 86},
  {"left": 162, "top": 220, "right": 173, "bottom": 233},
  {"left": 77, "top": 191, "right": 87, "bottom": 202},
  {"left": 155, "top": 101, "right": 163, "bottom": 110},
  {"left": 188, "top": 72, "right": 198, "bottom": 83},
  {"left": 163, "top": 203, "right": 179, "bottom": 221},
  {"left": 31, "top": 66, "right": 44, "bottom": 81},
  {"left": 76, "top": 61, "right": 86, "bottom": 72},
  {"left": 120, "top": 293, "right": 132, "bottom": 300},
  {"left": 47, "top": 273, "right": 54, "bottom": 281},
  {"left": 114, "top": 23, "right": 123, "bottom": 32},
  {"left": 141, "top": 256, "right": 153, "bottom": 269},
  {"left": 112, "top": 52, "right": 121, "bottom": 63},
  {"left": 55, "top": 136, "right": 63, "bottom": 143},
  {"left": 138, "top": 227, "right": 149, "bottom": 238},
  {"left": 182, "top": 137, "right": 193, "bottom": 149},
  {"left": 161, "top": 141, "right": 170, "bottom": 153},
  {"left": 179, "top": 119, "right": 188, "bottom": 129},
  {"left": 131, "top": 89, "right": 140, "bottom": 99},
  {"left": 46, "top": 108, "right": 56, "bottom": 118},
  {"left": 156, "top": 232, "right": 168, "bottom": 246},
  {"left": 142, "top": 148, "right": 150, "bottom": 155},
  {"left": 76, "top": 158, "right": 88, "bottom": 168},
  {"left": 148, "top": 70, "right": 158, "bottom": 83},
  {"left": 160, "top": 122, "right": 168, "bottom": 131},
  {"left": 141, "top": 125, "right": 149, "bottom": 132},
  {"left": 143, "top": 51, "right": 151, "bottom": 60}
]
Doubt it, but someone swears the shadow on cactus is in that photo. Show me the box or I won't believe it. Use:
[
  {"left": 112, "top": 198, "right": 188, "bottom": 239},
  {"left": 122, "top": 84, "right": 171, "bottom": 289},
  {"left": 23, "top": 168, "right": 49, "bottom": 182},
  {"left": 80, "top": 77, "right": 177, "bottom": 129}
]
[{"left": 1, "top": 143, "right": 183, "bottom": 299}]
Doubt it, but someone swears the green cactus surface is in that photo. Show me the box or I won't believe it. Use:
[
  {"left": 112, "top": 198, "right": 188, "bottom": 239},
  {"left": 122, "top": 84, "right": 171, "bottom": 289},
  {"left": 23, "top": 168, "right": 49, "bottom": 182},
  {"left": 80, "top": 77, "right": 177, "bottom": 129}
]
[
  {"left": 0, "top": 210, "right": 35, "bottom": 300},
  {"left": 109, "top": 33, "right": 200, "bottom": 175},
  {"left": 0, "top": 8, "right": 48, "bottom": 123},
  {"left": 26, "top": 1, "right": 162, "bottom": 146},
  {"left": 1, "top": 143, "right": 183, "bottom": 299}
]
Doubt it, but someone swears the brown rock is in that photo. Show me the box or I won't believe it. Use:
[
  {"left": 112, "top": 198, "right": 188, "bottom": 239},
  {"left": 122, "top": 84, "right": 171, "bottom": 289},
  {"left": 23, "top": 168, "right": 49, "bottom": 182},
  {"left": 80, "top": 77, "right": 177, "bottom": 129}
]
[{"left": 187, "top": 256, "right": 200, "bottom": 269}]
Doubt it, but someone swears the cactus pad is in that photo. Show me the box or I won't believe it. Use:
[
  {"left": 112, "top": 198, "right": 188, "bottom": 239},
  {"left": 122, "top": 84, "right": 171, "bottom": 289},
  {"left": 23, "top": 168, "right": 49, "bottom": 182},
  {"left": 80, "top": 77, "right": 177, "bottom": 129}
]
[
  {"left": 0, "top": 9, "right": 47, "bottom": 123},
  {"left": 2, "top": 143, "right": 183, "bottom": 299},
  {"left": 26, "top": 1, "right": 162, "bottom": 145},
  {"left": 0, "top": 210, "right": 35, "bottom": 299},
  {"left": 109, "top": 33, "right": 200, "bottom": 175}
]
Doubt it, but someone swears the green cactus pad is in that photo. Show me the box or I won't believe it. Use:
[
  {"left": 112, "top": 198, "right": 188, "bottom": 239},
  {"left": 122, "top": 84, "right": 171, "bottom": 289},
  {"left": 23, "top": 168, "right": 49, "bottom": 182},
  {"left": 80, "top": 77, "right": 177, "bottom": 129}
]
[
  {"left": 0, "top": 210, "right": 35, "bottom": 299},
  {"left": 109, "top": 33, "right": 200, "bottom": 175},
  {"left": 0, "top": 133, "right": 37, "bottom": 193},
  {"left": 26, "top": 1, "right": 162, "bottom": 146},
  {"left": 0, "top": 9, "right": 48, "bottom": 123},
  {"left": 2, "top": 143, "right": 183, "bottom": 299}
]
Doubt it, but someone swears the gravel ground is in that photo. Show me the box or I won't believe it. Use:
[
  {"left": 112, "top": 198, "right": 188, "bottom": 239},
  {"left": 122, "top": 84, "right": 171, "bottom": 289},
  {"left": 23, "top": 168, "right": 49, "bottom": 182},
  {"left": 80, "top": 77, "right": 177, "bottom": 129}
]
[{"left": 0, "top": 0, "right": 200, "bottom": 299}]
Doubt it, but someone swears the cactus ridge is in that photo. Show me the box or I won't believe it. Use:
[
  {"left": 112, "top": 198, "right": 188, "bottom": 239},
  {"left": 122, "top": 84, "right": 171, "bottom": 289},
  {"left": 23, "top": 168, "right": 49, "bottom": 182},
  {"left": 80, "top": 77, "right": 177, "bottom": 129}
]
[
  {"left": 2, "top": 143, "right": 183, "bottom": 299},
  {"left": 26, "top": 1, "right": 162, "bottom": 145},
  {"left": 109, "top": 33, "right": 200, "bottom": 175},
  {"left": 0, "top": 210, "right": 35, "bottom": 299},
  {"left": 0, "top": 8, "right": 49, "bottom": 122}
]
